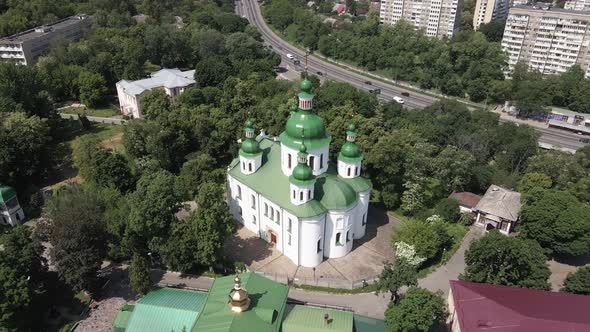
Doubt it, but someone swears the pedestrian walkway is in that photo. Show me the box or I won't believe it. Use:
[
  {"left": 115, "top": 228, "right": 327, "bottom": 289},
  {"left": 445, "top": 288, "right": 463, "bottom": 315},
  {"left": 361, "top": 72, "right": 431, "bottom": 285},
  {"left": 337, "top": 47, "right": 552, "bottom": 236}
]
[{"left": 417, "top": 227, "right": 482, "bottom": 297}]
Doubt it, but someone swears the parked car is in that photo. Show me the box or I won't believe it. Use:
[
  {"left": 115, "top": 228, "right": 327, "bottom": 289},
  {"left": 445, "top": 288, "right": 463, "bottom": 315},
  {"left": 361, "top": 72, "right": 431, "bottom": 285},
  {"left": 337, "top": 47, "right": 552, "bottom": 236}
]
[
  {"left": 401, "top": 91, "right": 410, "bottom": 97},
  {"left": 364, "top": 81, "right": 372, "bottom": 85},
  {"left": 393, "top": 96, "right": 405, "bottom": 104},
  {"left": 286, "top": 53, "right": 294, "bottom": 60},
  {"left": 316, "top": 71, "right": 323, "bottom": 76}
]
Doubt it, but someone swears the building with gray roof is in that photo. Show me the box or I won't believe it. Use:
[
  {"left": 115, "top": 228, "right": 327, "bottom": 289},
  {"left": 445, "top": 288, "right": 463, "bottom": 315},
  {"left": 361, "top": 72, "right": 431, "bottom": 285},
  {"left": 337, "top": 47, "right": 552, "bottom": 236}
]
[
  {"left": 0, "top": 14, "right": 91, "bottom": 66},
  {"left": 116, "top": 68, "right": 196, "bottom": 118},
  {"left": 474, "top": 185, "right": 521, "bottom": 235}
]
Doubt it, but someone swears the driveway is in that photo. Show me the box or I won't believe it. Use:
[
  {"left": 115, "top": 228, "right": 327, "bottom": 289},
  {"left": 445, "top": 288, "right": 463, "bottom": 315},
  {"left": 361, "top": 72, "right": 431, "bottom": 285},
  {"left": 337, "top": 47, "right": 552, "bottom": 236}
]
[{"left": 418, "top": 227, "right": 482, "bottom": 297}]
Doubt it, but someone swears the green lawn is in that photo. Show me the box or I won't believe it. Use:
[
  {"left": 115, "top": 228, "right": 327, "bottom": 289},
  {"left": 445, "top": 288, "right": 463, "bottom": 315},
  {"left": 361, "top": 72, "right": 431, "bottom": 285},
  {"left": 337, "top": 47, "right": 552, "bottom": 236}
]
[
  {"left": 293, "top": 282, "right": 379, "bottom": 294},
  {"left": 61, "top": 105, "right": 119, "bottom": 118}
]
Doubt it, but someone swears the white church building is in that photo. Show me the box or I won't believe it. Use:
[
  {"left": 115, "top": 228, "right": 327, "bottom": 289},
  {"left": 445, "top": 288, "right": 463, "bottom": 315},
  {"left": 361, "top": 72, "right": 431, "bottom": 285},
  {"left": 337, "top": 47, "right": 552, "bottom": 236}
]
[
  {"left": 227, "top": 78, "right": 372, "bottom": 268},
  {"left": 115, "top": 68, "right": 195, "bottom": 118},
  {"left": 0, "top": 185, "right": 25, "bottom": 226}
]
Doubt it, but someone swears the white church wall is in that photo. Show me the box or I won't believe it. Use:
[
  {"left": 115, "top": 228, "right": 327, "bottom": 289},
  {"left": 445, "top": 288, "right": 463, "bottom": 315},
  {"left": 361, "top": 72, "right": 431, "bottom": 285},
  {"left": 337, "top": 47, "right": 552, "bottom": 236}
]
[
  {"left": 299, "top": 214, "right": 326, "bottom": 267},
  {"left": 239, "top": 154, "right": 262, "bottom": 175},
  {"left": 324, "top": 207, "right": 355, "bottom": 259},
  {"left": 307, "top": 145, "right": 330, "bottom": 176},
  {"left": 259, "top": 196, "right": 283, "bottom": 250},
  {"left": 337, "top": 159, "right": 362, "bottom": 179},
  {"left": 227, "top": 176, "right": 261, "bottom": 236},
  {"left": 353, "top": 190, "right": 371, "bottom": 239},
  {"left": 280, "top": 144, "right": 299, "bottom": 176},
  {"left": 282, "top": 210, "right": 300, "bottom": 265}
]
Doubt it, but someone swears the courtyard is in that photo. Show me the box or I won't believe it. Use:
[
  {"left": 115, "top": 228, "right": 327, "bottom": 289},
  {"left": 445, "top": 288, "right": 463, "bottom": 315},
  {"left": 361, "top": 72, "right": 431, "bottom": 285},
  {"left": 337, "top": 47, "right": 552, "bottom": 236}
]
[{"left": 223, "top": 206, "right": 400, "bottom": 289}]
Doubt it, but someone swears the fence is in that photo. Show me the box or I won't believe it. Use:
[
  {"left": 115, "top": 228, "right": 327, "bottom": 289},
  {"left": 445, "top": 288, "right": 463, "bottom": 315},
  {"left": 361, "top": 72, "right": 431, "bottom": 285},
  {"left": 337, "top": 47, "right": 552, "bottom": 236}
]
[
  {"left": 253, "top": 271, "right": 380, "bottom": 290},
  {"left": 58, "top": 113, "right": 127, "bottom": 125}
]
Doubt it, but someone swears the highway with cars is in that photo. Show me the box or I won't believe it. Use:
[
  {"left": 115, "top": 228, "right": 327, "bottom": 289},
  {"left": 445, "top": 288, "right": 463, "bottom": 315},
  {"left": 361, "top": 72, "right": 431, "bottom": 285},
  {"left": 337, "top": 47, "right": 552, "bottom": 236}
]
[{"left": 235, "top": 0, "right": 589, "bottom": 151}]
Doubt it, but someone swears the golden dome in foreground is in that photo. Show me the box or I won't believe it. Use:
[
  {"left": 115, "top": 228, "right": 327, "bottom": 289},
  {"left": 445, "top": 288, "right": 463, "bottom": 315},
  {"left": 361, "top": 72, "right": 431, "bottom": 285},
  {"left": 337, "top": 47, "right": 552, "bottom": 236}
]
[{"left": 229, "top": 275, "right": 250, "bottom": 313}]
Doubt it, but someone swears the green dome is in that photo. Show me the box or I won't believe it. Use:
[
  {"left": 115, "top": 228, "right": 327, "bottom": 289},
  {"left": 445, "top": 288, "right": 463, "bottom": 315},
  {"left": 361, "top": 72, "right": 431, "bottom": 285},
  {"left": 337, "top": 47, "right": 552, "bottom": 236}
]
[
  {"left": 241, "top": 138, "right": 260, "bottom": 154},
  {"left": 300, "top": 78, "right": 312, "bottom": 93},
  {"left": 0, "top": 185, "right": 16, "bottom": 204},
  {"left": 292, "top": 162, "right": 313, "bottom": 182},
  {"left": 340, "top": 141, "right": 362, "bottom": 158},
  {"left": 285, "top": 113, "right": 327, "bottom": 140},
  {"left": 317, "top": 177, "right": 357, "bottom": 210}
]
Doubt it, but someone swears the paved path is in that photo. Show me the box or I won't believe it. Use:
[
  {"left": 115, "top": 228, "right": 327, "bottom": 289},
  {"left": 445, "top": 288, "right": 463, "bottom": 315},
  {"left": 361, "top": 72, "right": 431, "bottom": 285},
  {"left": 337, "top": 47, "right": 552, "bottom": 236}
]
[{"left": 418, "top": 227, "right": 482, "bottom": 297}]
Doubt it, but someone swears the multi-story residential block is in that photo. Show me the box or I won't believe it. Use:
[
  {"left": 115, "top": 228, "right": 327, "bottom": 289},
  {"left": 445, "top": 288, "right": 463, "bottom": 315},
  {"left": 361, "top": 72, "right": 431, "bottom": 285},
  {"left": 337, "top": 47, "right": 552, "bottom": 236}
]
[
  {"left": 0, "top": 15, "right": 91, "bottom": 66},
  {"left": 473, "top": 0, "right": 510, "bottom": 30},
  {"left": 116, "top": 68, "right": 196, "bottom": 119},
  {"left": 501, "top": 5, "right": 590, "bottom": 77},
  {"left": 565, "top": 0, "right": 590, "bottom": 11},
  {"left": 379, "top": 0, "right": 464, "bottom": 38}
]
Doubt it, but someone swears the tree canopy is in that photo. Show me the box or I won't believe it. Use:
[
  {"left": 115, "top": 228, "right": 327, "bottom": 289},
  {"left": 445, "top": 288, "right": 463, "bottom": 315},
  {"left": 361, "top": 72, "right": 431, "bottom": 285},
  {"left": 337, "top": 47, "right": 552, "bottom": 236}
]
[
  {"left": 385, "top": 287, "right": 446, "bottom": 332},
  {"left": 561, "top": 265, "right": 590, "bottom": 295},
  {"left": 462, "top": 231, "right": 551, "bottom": 290}
]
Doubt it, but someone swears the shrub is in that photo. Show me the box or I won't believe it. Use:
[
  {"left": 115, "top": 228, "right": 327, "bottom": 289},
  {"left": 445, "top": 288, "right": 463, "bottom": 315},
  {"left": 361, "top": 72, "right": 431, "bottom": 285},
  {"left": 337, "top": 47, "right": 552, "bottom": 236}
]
[{"left": 435, "top": 198, "right": 460, "bottom": 222}]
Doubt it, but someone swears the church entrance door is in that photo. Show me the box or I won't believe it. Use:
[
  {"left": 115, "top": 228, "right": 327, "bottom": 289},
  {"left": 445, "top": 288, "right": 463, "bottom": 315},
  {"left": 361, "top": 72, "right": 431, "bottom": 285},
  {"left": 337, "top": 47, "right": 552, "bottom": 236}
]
[{"left": 270, "top": 232, "right": 277, "bottom": 245}]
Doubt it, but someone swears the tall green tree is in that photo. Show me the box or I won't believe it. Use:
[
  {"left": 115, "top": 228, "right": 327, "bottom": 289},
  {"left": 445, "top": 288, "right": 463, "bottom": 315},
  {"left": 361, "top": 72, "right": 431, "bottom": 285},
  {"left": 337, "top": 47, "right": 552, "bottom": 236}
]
[
  {"left": 48, "top": 185, "right": 107, "bottom": 292},
  {"left": 561, "top": 265, "right": 590, "bottom": 295},
  {"left": 385, "top": 287, "right": 446, "bottom": 332},
  {"left": 376, "top": 258, "right": 418, "bottom": 301},
  {"left": 77, "top": 71, "right": 108, "bottom": 108},
  {"left": 129, "top": 254, "right": 152, "bottom": 295},
  {"left": 520, "top": 190, "right": 590, "bottom": 257},
  {"left": 461, "top": 231, "right": 551, "bottom": 290}
]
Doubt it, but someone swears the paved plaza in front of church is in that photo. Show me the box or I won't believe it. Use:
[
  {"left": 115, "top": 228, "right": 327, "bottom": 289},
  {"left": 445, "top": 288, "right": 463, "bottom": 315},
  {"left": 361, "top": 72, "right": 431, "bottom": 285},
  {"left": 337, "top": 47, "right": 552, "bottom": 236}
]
[{"left": 224, "top": 206, "right": 400, "bottom": 289}]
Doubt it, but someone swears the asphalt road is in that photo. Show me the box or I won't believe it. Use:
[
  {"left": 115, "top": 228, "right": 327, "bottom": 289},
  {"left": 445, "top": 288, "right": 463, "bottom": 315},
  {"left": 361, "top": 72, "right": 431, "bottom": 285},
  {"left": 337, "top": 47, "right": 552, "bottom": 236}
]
[{"left": 236, "top": 0, "right": 588, "bottom": 151}]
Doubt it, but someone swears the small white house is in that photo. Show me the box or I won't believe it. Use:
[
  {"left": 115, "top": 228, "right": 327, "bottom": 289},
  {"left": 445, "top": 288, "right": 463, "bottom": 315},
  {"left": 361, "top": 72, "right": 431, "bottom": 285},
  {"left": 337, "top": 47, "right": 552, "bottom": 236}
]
[
  {"left": 448, "top": 192, "right": 482, "bottom": 214},
  {"left": 0, "top": 186, "right": 25, "bottom": 226},
  {"left": 116, "top": 68, "right": 196, "bottom": 118},
  {"left": 474, "top": 185, "right": 521, "bottom": 235}
]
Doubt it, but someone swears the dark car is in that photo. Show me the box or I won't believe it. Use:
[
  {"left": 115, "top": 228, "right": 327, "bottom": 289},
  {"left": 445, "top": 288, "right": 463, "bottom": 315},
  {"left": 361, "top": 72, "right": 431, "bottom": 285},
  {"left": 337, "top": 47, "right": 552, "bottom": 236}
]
[
  {"left": 364, "top": 81, "right": 372, "bottom": 85},
  {"left": 316, "top": 71, "right": 323, "bottom": 76},
  {"left": 401, "top": 91, "right": 410, "bottom": 97}
]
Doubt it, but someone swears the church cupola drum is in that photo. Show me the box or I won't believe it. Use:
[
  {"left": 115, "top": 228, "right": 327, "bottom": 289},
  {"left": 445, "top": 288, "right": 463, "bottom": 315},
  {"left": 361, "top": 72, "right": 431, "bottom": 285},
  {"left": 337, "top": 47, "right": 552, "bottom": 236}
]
[{"left": 239, "top": 120, "right": 262, "bottom": 175}]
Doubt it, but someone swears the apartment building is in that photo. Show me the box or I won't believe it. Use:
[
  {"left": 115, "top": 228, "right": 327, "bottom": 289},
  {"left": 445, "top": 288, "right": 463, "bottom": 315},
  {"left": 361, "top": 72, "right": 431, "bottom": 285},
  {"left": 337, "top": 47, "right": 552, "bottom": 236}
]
[
  {"left": 0, "top": 14, "right": 91, "bottom": 66},
  {"left": 379, "top": 0, "right": 464, "bottom": 38},
  {"left": 473, "top": 0, "right": 510, "bottom": 29},
  {"left": 501, "top": 5, "right": 590, "bottom": 77},
  {"left": 565, "top": 0, "right": 590, "bottom": 11}
]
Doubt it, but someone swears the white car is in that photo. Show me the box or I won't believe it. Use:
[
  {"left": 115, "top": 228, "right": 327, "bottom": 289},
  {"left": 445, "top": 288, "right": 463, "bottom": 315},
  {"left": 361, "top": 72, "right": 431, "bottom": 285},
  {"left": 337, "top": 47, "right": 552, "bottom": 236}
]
[
  {"left": 286, "top": 53, "right": 294, "bottom": 60},
  {"left": 393, "top": 96, "right": 405, "bottom": 104}
]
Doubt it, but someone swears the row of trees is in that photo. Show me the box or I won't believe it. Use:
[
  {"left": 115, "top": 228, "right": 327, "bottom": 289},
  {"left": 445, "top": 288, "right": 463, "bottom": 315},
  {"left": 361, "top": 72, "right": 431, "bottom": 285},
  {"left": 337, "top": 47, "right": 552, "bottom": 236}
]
[{"left": 263, "top": 0, "right": 590, "bottom": 112}]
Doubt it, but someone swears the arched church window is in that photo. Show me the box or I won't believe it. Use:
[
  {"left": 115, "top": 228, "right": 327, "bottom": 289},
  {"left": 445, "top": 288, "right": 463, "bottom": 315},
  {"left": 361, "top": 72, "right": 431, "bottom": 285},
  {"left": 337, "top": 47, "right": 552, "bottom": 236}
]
[
  {"left": 347, "top": 168, "right": 351, "bottom": 177},
  {"left": 288, "top": 153, "right": 292, "bottom": 168},
  {"left": 309, "top": 156, "right": 315, "bottom": 170},
  {"left": 248, "top": 163, "right": 252, "bottom": 172},
  {"left": 299, "top": 191, "right": 303, "bottom": 201},
  {"left": 320, "top": 154, "right": 324, "bottom": 168},
  {"left": 336, "top": 233, "right": 342, "bottom": 246},
  {"left": 237, "top": 186, "right": 242, "bottom": 200},
  {"left": 317, "top": 239, "right": 322, "bottom": 253},
  {"left": 307, "top": 190, "right": 311, "bottom": 200}
]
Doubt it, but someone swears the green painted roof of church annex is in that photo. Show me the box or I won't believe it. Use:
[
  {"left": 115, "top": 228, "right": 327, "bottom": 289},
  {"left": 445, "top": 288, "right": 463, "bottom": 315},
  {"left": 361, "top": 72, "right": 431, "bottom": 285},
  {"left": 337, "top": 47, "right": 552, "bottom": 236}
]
[
  {"left": 0, "top": 185, "right": 16, "bottom": 204},
  {"left": 191, "top": 272, "right": 289, "bottom": 332},
  {"left": 120, "top": 288, "right": 208, "bottom": 332},
  {"left": 228, "top": 138, "right": 371, "bottom": 219}
]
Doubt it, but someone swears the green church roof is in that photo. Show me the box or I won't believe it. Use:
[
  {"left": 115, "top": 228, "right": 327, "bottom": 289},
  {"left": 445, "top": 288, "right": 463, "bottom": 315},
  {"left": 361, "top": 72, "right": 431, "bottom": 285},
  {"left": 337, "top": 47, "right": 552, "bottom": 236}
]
[
  {"left": 122, "top": 288, "right": 207, "bottom": 332},
  {"left": 228, "top": 138, "right": 371, "bottom": 218},
  {"left": 282, "top": 305, "right": 353, "bottom": 332},
  {"left": 191, "top": 273, "right": 289, "bottom": 332},
  {"left": 0, "top": 186, "right": 16, "bottom": 204},
  {"left": 353, "top": 314, "right": 386, "bottom": 332}
]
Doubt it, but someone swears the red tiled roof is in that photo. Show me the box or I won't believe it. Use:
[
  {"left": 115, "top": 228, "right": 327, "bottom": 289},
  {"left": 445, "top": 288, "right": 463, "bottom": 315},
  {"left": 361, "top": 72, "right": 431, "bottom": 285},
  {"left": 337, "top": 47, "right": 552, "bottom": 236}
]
[
  {"left": 448, "top": 192, "right": 481, "bottom": 209},
  {"left": 449, "top": 280, "right": 590, "bottom": 332}
]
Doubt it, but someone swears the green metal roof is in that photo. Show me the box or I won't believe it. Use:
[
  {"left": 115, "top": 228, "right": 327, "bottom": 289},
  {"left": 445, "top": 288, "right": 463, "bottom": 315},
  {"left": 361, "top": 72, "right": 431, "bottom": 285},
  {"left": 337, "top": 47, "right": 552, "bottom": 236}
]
[
  {"left": 282, "top": 305, "right": 354, "bottom": 332},
  {"left": 228, "top": 139, "right": 371, "bottom": 218},
  {"left": 124, "top": 288, "right": 207, "bottom": 332},
  {"left": 0, "top": 186, "right": 16, "bottom": 204},
  {"left": 114, "top": 311, "right": 132, "bottom": 329},
  {"left": 192, "top": 272, "right": 289, "bottom": 332},
  {"left": 352, "top": 314, "right": 386, "bottom": 332}
]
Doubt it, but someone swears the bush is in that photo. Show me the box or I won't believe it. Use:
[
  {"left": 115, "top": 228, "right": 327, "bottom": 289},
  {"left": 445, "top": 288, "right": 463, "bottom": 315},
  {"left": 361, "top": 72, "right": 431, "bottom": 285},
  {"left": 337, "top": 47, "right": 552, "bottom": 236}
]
[
  {"left": 459, "top": 212, "right": 475, "bottom": 226},
  {"left": 435, "top": 198, "right": 460, "bottom": 222},
  {"left": 393, "top": 219, "right": 452, "bottom": 263}
]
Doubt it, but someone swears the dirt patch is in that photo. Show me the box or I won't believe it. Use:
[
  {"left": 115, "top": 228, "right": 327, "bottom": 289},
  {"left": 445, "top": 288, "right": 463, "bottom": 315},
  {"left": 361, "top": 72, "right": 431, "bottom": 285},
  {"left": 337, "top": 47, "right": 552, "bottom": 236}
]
[{"left": 101, "top": 132, "right": 124, "bottom": 150}]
